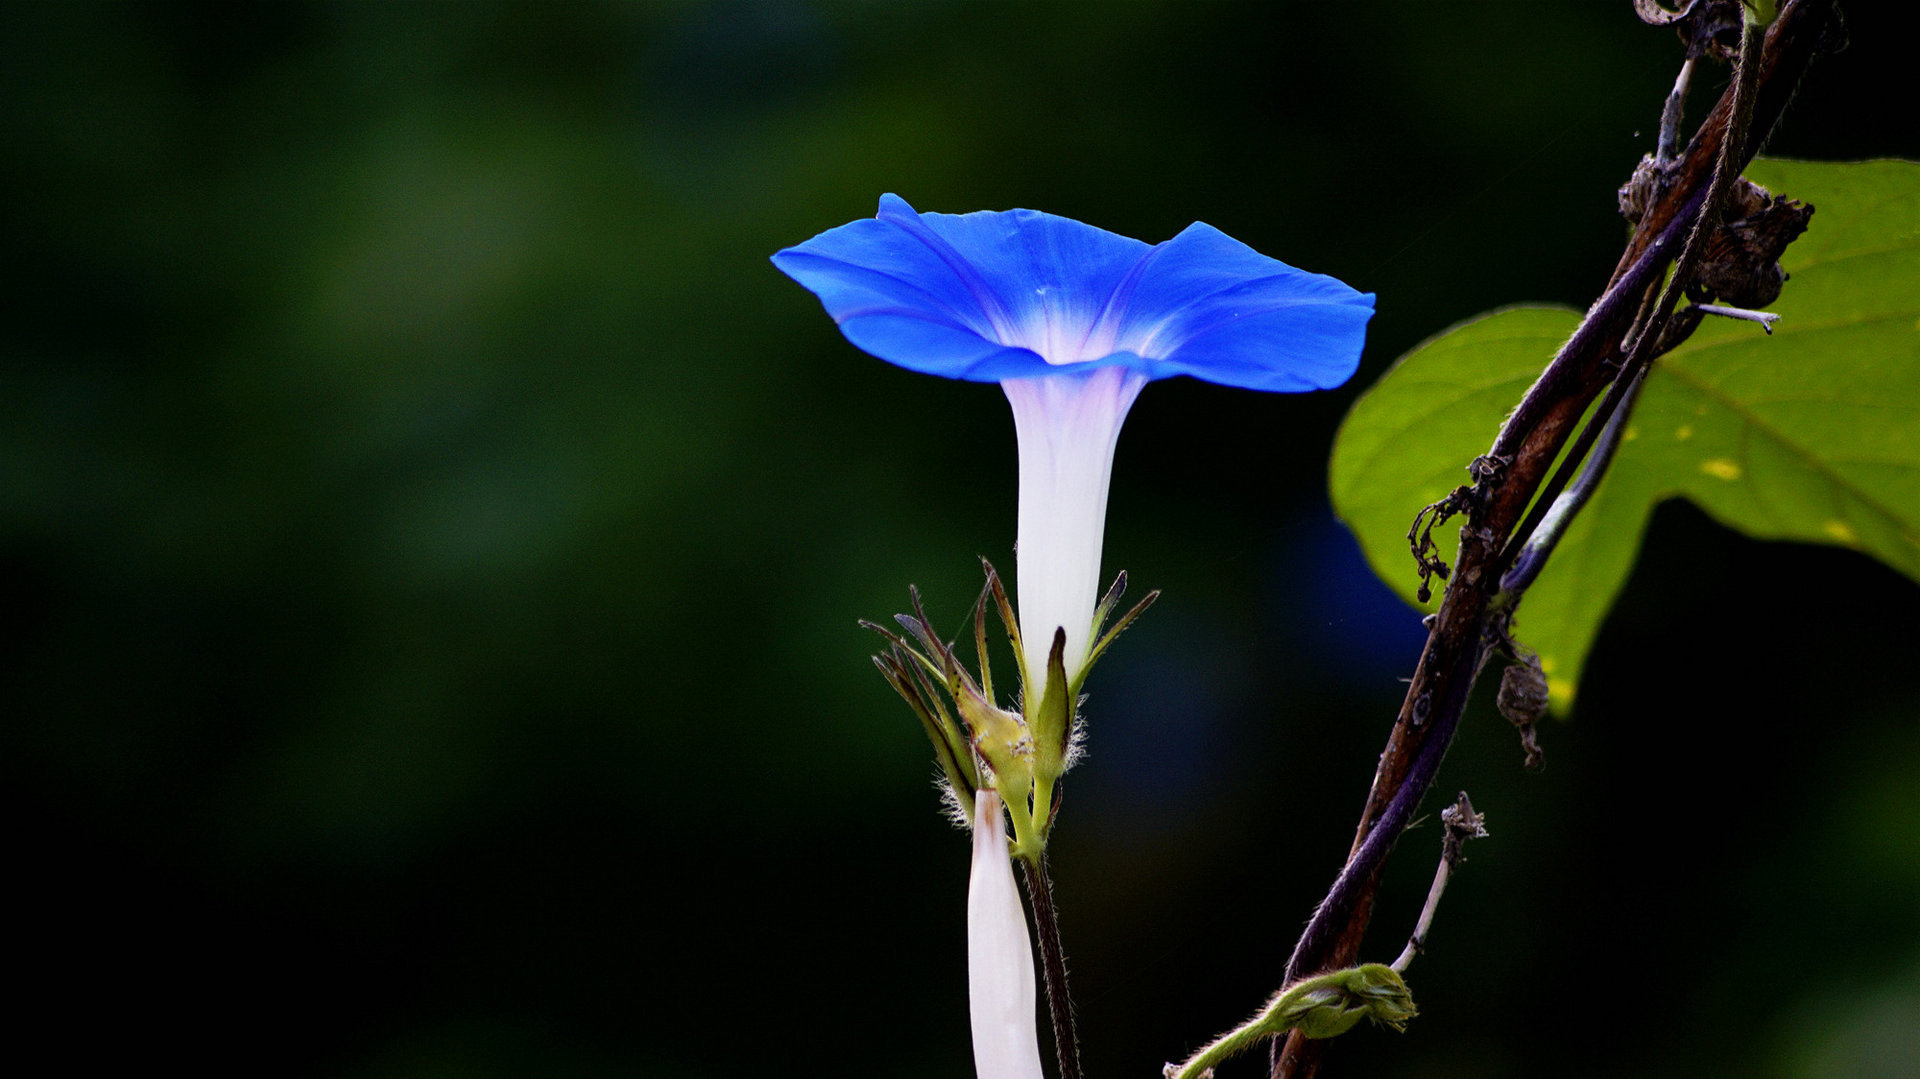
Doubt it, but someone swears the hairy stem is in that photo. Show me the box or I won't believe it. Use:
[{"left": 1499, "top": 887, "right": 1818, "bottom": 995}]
[{"left": 1020, "top": 855, "right": 1080, "bottom": 1079}]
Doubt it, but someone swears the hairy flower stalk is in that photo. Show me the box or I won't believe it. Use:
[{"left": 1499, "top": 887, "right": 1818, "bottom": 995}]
[{"left": 775, "top": 194, "right": 1373, "bottom": 1079}]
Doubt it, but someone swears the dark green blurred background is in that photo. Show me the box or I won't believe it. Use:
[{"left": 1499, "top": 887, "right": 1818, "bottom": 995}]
[{"left": 5, "top": 3, "right": 1917, "bottom": 1077}]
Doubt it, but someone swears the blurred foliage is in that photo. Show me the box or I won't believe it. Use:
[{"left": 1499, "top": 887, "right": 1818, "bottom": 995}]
[
  {"left": 2, "top": 3, "right": 1917, "bottom": 1078},
  {"left": 1332, "top": 157, "right": 1920, "bottom": 710}
]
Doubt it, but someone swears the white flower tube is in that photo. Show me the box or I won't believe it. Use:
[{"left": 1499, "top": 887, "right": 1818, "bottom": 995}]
[
  {"left": 968, "top": 788, "right": 1045, "bottom": 1079},
  {"left": 1003, "top": 364, "right": 1149, "bottom": 692}
]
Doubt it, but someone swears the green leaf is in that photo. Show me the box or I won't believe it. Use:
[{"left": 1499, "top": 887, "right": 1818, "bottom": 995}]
[{"left": 1330, "top": 158, "right": 1920, "bottom": 712}]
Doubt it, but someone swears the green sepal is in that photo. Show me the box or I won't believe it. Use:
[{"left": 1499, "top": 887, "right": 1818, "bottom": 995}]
[
  {"left": 1074, "top": 573, "right": 1160, "bottom": 699},
  {"left": 981, "top": 560, "right": 1027, "bottom": 693},
  {"left": 972, "top": 586, "right": 996, "bottom": 705},
  {"left": 870, "top": 648, "right": 977, "bottom": 814},
  {"left": 862, "top": 619, "right": 981, "bottom": 811},
  {"left": 1089, "top": 570, "right": 1130, "bottom": 639},
  {"left": 1028, "top": 627, "right": 1073, "bottom": 779},
  {"left": 956, "top": 679, "right": 1029, "bottom": 778},
  {"left": 954, "top": 672, "right": 1040, "bottom": 855}
]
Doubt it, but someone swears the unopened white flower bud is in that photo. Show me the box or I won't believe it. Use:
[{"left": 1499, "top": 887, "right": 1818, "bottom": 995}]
[{"left": 967, "top": 788, "right": 1045, "bottom": 1079}]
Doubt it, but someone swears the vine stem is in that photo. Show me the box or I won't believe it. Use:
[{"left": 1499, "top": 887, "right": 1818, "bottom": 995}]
[
  {"left": 1020, "top": 855, "right": 1080, "bottom": 1079},
  {"left": 1501, "top": 0, "right": 1775, "bottom": 597},
  {"left": 1267, "top": 4, "right": 1836, "bottom": 1076},
  {"left": 1498, "top": 362, "right": 1648, "bottom": 597}
]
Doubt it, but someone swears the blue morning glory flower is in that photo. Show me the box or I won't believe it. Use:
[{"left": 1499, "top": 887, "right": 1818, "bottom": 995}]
[
  {"left": 778, "top": 195, "right": 1372, "bottom": 1079},
  {"left": 774, "top": 195, "right": 1374, "bottom": 696}
]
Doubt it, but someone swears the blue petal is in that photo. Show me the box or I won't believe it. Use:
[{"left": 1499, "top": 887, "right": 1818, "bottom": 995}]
[
  {"left": 770, "top": 242, "right": 1039, "bottom": 379},
  {"left": 894, "top": 196, "right": 1150, "bottom": 360},
  {"left": 773, "top": 195, "right": 1151, "bottom": 381},
  {"left": 774, "top": 197, "right": 1373, "bottom": 392},
  {"left": 1114, "top": 223, "right": 1374, "bottom": 392}
]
